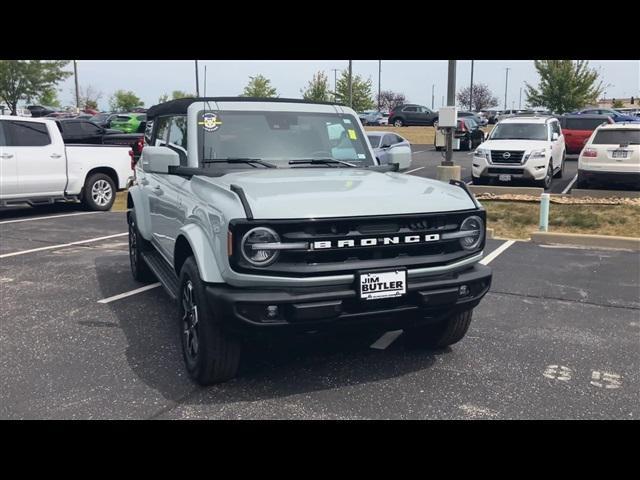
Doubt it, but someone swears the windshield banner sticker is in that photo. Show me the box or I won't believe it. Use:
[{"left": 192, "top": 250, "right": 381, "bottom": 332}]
[
  {"left": 348, "top": 129, "right": 357, "bottom": 140},
  {"left": 198, "top": 112, "right": 222, "bottom": 132}
]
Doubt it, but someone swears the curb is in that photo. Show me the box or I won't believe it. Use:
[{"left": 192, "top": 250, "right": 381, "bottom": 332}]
[
  {"left": 570, "top": 189, "right": 640, "bottom": 199},
  {"left": 530, "top": 231, "right": 640, "bottom": 251},
  {"left": 468, "top": 185, "right": 544, "bottom": 196}
]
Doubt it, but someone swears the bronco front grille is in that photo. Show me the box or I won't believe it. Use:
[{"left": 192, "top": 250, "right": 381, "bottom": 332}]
[{"left": 229, "top": 210, "right": 485, "bottom": 277}]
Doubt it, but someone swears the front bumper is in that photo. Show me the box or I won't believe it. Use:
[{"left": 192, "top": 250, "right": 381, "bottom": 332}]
[
  {"left": 472, "top": 156, "right": 548, "bottom": 181},
  {"left": 204, "top": 264, "right": 492, "bottom": 335}
]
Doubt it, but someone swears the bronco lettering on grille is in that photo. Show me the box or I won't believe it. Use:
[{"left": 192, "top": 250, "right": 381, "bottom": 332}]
[{"left": 313, "top": 234, "right": 440, "bottom": 249}]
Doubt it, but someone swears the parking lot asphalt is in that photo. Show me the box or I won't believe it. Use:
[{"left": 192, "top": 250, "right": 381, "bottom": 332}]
[
  {"left": 408, "top": 145, "right": 580, "bottom": 194},
  {"left": 1, "top": 210, "right": 638, "bottom": 419}
]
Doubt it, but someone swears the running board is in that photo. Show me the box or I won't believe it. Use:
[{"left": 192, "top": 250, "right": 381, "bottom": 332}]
[{"left": 140, "top": 250, "right": 180, "bottom": 300}]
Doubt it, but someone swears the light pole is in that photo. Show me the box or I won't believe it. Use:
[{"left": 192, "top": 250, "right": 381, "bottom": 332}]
[
  {"left": 73, "top": 60, "right": 80, "bottom": 112},
  {"left": 444, "top": 60, "right": 456, "bottom": 167},
  {"left": 504, "top": 67, "right": 510, "bottom": 110},
  {"left": 469, "top": 59, "right": 474, "bottom": 112},
  {"left": 332, "top": 68, "right": 340, "bottom": 103},
  {"left": 378, "top": 60, "right": 381, "bottom": 111},
  {"left": 195, "top": 60, "right": 200, "bottom": 97},
  {"left": 432, "top": 84, "right": 435, "bottom": 109},
  {"left": 519, "top": 86, "right": 522, "bottom": 109},
  {"left": 348, "top": 60, "right": 353, "bottom": 108}
]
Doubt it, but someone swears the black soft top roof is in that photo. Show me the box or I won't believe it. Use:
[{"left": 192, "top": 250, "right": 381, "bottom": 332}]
[{"left": 146, "top": 97, "right": 344, "bottom": 120}]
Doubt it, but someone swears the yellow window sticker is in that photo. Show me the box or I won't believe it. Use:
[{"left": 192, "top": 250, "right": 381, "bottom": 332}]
[{"left": 348, "top": 129, "right": 357, "bottom": 140}]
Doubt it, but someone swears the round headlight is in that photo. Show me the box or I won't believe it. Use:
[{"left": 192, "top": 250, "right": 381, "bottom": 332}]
[
  {"left": 241, "top": 227, "right": 280, "bottom": 267},
  {"left": 459, "top": 216, "right": 484, "bottom": 250}
]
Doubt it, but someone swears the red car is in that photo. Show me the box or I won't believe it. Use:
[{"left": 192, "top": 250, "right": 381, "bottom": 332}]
[{"left": 560, "top": 114, "right": 614, "bottom": 154}]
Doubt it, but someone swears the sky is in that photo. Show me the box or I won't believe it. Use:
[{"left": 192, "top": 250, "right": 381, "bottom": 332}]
[{"left": 55, "top": 60, "right": 640, "bottom": 111}]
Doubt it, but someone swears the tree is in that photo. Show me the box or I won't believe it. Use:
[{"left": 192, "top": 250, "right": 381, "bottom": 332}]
[
  {"left": 456, "top": 83, "right": 499, "bottom": 111},
  {"left": 0, "top": 60, "right": 72, "bottom": 115},
  {"left": 77, "top": 85, "right": 103, "bottom": 110},
  {"left": 241, "top": 74, "right": 278, "bottom": 98},
  {"left": 525, "top": 60, "right": 603, "bottom": 114},
  {"left": 332, "top": 70, "right": 375, "bottom": 112},
  {"left": 37, "top": 87, "right": 61, "bottom": 108},
  {"left": 611, "top": 99, "right": 624, "bottom": 108},
  {"left": 109, "top": 90, "right": 144, "bottom": 112},
  {"left": 158, "top": 90, "right": 195, "bottom": 104},
  {"left": 377, "top": 90, "right": 407, "bottom": 112},
  {"left": 301, "top": 71, "right": 330, "bottom": 102}
]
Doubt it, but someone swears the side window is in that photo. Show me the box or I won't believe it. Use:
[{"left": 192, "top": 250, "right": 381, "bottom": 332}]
[
  {"left": 167, "top": 116, "right": 188, "bottom": 165},
  {"left": 552, "top": 121, "right": 561, "bottom": 137},
  {"left": 81, "top": 122, "right": 102, "bottom": 134},
  {"left": 0, "top": 122, "right": 6, "bottom": 146},
  {"left": 381, "top": 134, "right": 395, "bottom": 147},
  {"left": 153, "top": 116, "right": 171, "bottom": 146},
  {"left": 403, "top": 106, "right": 417, "bottom": 112},
  {"left": 392, "top": 134, "right": 404, "bottom": 144},
  {"left": 63, "top": 121, "right": 83, "bottom": 137},
  {"left": 144, "top": 120, "right": 154, "bottom": 144},
  {"left": 4, "top": 120, "right": 51, "bottom": 146}
]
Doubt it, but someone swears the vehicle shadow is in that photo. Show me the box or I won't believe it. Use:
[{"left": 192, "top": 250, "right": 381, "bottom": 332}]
[
  {"left": 93, "top": 254, "right": 443, "bottom": 407},
  {"left": 0, "top": 201, "right": 85, "bottom": 221}
]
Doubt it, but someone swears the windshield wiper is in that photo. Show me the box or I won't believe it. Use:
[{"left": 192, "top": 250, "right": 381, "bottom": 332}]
[
  {"left": 202, "top": 158, "right": 277, "bottom": 168},
  {"left": 288, "top": 158, "right": 357, "bottom": 167}
]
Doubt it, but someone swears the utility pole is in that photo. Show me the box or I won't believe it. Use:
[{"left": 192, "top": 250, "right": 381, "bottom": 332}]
[
  {"left": 377, "top": 60, "right": 381, "bottom": 111},
  {"left": 437, "top": 60, "right": 461, "bottom": 182},
  {"left": 73, "top": 60, "right": 80, "bottom": 112},
  {"left": 469, "top": 59, "right": 474, "bottom": 112},
  {"left": 348, "top": 60, "right": 353, "bottom": 108},
  {"left": 332, "top": 68, "right": 339, "bottom": 103},
  {"left": 504, "top": 67, "right": 510, "bottom": 110},
  {"left": 519, "top": 86, "right": 522, "bottom": 109},
  {"left": 431, "top": 84, "right": 435, "bottom": 109},
  {"left": 441, "top": 95, "right": 444, "bottom": 107},
  {"left": 195, "top": 60, "right": 200, "bottom": 97}
]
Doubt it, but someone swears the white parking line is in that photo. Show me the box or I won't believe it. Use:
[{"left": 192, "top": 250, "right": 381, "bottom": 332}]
[
  {"left": 98, "top": 283, "right": 161, "bottom": 304},
  {"left": 406, "top": 167, "right": 425, "bottom": 174},
  {"left": 0, "top": 232, "right": 127, "bottom": 259},
  {"left": 479, "top": 240, "right": 515, "bottom": 265},
  {"left": 0, "top": 211, "right": 103, "bottom": 225},
  {"left": 562, "top": 174, "right": 578, "bottom": 194},
  {"left": 370, "top": 330, "right": 404, "bottom": 350},
  {"left": 412, "top": 150, "right": 426, "bottom": 154}
]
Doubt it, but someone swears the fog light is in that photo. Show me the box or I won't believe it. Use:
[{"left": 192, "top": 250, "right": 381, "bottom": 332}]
[
  {"left": 266, "top": 305, "right": 279, "bottom": 319},
  {"left": 459, "top": 285, "right": 470, "bottom": 297}
]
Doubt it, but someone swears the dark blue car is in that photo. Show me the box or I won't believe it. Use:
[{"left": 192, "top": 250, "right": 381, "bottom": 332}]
[{"left": 574, "top": 108, "right": 640, "bottom": 123}]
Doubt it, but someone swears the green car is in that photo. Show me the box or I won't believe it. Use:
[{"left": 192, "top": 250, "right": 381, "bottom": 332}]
[{"left": 110, "top": 113, "right": 146, "bottom": 133}]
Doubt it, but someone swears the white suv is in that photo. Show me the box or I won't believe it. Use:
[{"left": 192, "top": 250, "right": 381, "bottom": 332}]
[
  {"left": 577, "top": 122, "right": 640, "bottom": 190},
  {"left": 471, "top": 116, "right": 566, "bottom": 189}
]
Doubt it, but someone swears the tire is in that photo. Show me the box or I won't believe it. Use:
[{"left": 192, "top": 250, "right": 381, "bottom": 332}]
[
  {"left": 128, "top": 211, "right": 155, "bottom": 283},
  {"left": 554, "top": 152, "right": 565, "bottom": 179},
  {"left": 404, "top": 309, "right": 474, "bottom": 349},
  {"left": 435, "top": 146, "right": 443, "bottom": 151},
  {"left": 535, "top": 162, "right": 553, "bottom": 189},
  {"left": 82, "top": 173, "right": 116, "bottom": 211},
  {"left": 462, "top": 138, "right": 471, "bottom": 151},
  {"left": 393, "top": 118, "right": 404, "bottom": 127},
  {"left": 179, "top": 257, "right": 241, "bottom": 385}
]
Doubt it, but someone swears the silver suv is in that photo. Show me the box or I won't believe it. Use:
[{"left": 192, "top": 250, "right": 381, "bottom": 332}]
[{"left": 127, "top": 97, "right": 492, "bottom": 384}]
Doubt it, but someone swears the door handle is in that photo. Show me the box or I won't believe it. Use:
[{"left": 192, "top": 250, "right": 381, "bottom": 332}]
[
  {"left": 50, "top": 153, "right": 63, "bottom": 159},
  {"left": 0, "top": 153, "right": 13, "bottom": 159}
]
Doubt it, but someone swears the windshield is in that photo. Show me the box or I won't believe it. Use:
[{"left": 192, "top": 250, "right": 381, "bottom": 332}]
[
  {"left": 197, "top": 110, "right": 375, "bottom": 167},
  {"left": 490, "top": 123, "right": 548, "bottom": 140},
  {"left": 367, "top": 135, "right": 381, "bottom": 148}
]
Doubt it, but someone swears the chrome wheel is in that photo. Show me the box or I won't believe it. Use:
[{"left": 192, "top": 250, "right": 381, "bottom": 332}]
[
  {"left": 181, "top": 280, "right": 200, "bottom": 361},
  {"left": 91, "top": 179, "right": 113, "bottom": 206}
]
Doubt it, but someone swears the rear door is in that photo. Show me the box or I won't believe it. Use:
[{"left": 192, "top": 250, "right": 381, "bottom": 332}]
[
  {"left": 3, "top": 119, "right": 67, "bottom": 197},
  {"left": 402, "top": 106, "right": 418, "bottom": 124},
  {"left": 0, "top": 120, "right": 19, "bottom": 197}
]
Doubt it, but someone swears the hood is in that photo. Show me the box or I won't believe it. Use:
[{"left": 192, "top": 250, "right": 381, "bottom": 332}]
[
  {"left": 480, "top": 138, "right": 550, "bottom": 152},
  {"left": 198, "top": 168, "right": 476, "bottom": 219}
]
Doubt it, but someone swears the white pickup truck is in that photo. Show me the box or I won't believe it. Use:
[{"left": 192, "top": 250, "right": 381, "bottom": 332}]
[{"left": 0, "top": 115, "right": 132, "bottom": 210}]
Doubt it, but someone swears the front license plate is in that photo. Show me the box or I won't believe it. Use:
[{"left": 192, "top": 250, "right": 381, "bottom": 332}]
[
  {"left": 499, "top": 174, "right": 512, "bottom": 182},
  {"left": 359, "top": 269, "right": 407, "bottom": 301},
  {"left": 612, "top": 150, "right": 628, "bottom": 159}
]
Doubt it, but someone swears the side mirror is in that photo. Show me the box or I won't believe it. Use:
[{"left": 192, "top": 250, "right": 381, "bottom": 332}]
[
  {"left": 551, "top": 132, "right": 559, "bottom": 141},
  {"left": 141, "top": 146, "right": 180, "bottom": 173}
]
